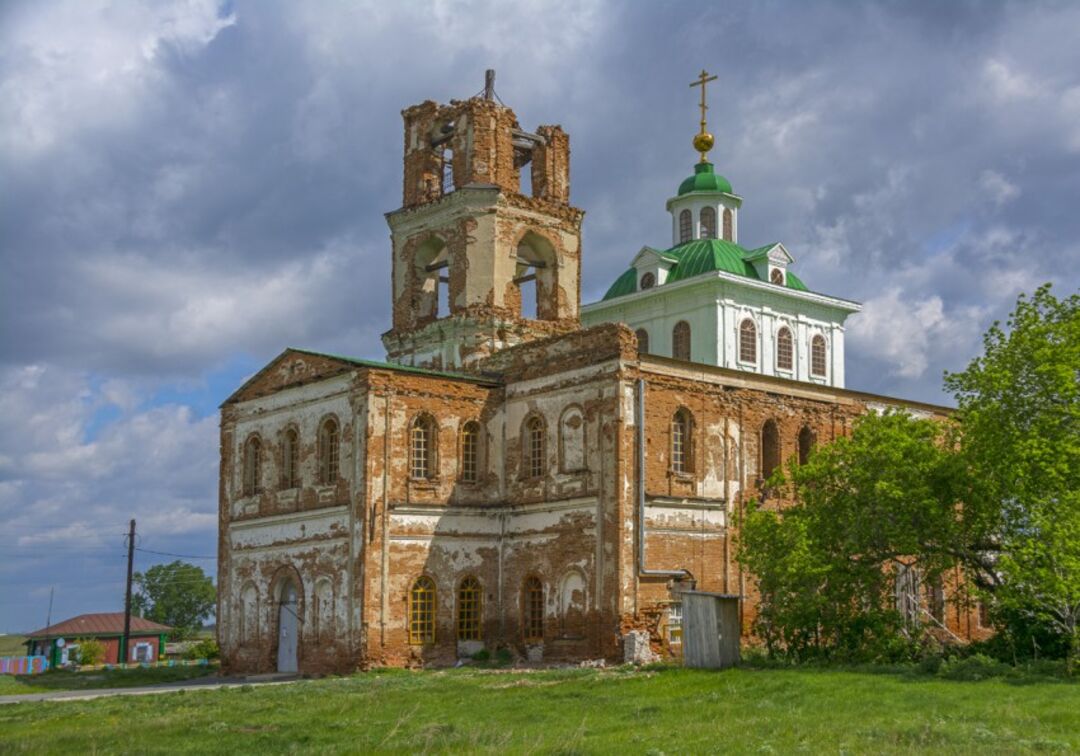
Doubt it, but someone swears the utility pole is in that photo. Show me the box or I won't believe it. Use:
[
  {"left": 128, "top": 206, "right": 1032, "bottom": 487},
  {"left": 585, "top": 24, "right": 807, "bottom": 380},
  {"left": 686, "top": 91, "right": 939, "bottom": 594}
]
[
  {"left": 44, "top": 586, "right": 54, "bottom": 665},
  {"left": 121, "top": 518, "right": 135, "bottom": 666}
]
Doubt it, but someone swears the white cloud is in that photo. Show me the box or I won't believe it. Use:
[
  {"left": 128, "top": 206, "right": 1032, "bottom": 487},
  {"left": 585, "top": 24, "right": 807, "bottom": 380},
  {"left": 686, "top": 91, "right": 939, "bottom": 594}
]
[
  {"left": 0, "top": 0, "right": 235, "bottom": 157},
  {"left": 978, "top": 170, "right": 1020, "bottom": 206}
]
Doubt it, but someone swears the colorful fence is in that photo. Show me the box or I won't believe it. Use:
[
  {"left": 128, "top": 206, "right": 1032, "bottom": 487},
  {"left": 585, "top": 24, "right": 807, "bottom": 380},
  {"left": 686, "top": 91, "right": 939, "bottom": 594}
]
[
  {"left": 77, "top": 658, "right": 215, "bottom": 672},
  {"left": 0, "top": 656, "right": 50, "bottom": 675}
]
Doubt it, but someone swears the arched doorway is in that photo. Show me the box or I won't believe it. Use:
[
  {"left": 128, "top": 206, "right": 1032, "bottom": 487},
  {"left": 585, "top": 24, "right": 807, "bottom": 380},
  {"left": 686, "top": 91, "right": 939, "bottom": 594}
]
[{"left": 277, "top": 580, "right": 299, "bottom": 673}]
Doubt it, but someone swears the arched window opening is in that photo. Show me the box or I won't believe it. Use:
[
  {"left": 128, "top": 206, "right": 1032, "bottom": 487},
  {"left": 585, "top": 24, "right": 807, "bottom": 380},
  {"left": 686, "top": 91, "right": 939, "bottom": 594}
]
[
  {"left": 798, "top": 425, "right": 815, "bottom": 466},
  {"left": 671, "top": 408, "right": 693, "bottom": 474},
  {"left": 410, "top": 415, "right": 437, "bottom": 480},
  {"left": 559, "top": 406, "right": 586, "bottom": 473},
  {"left": 523, "top": 416, "right": 546, "bottom": 479},
  {"left": 635, "top": 328, "right": 650, "bottom": 355},
  {"left": 678, "top": 209, "right": 692, "bottom": 243},
  {"left": 776, "top": 327, "right": 794, "bottom": 372},
  {"left": 739, "top": 319, "right": 757, "bottom": 363},
  {"left": 811, "top": 335, "right": 827, "bottom": 377},
  {"left": 281, "top": 428, "right": 300, "bottom": 489},
  {"left": 461, "top": 421, "right": 481, "bottom": 483},
  {"left": 761, "top": 419, "right": 780, "bottom": 481},
  {"left": 243, "top": 436, "right": 261, "bottom": 497},
  {"left": 409, "top": 576, "right": 436, "bottom": 645},
  {"left": 457, "top": 576, "right": 482, "bottom": 641},
  {"left": 929, "top": 577, "right": 946, "bottom": 623},
  {"left": 672, "top": 320, "right": 691, "bottom": 361},
  {"left": 415, "top": 236, "right": 449, "bottom": 324},
  {"left": 770, "top": 268, "right": 784, "bottom": 285},
  {"left": 722, "top": 208, "right": 733, "bottom": 241},
  {"left": 314, "top": 579, "right": 334, "bottom": 642},
  {"left": 523, "top": 576, "right": 544, "bottom": 642},
  {"left": 318, "top": 418, "right": 339, "bottom": 486},
  {"left": 514, "top": 233, "right": 557, "bottom": 321},
  {"left": 640, "top": 272, "right": 656, "bottom": 290},
  {"left": 700, "top": 207, "right": 717, "bottom": 239},
  {"left": 442, "top": 147, "right": 454, "bottom": 194}
]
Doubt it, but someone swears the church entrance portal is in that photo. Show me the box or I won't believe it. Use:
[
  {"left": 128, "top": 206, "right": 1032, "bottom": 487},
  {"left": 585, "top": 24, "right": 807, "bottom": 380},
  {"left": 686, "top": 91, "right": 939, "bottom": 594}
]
[{"left": 277, "top": 581, "right": 299, "bottom": 673}]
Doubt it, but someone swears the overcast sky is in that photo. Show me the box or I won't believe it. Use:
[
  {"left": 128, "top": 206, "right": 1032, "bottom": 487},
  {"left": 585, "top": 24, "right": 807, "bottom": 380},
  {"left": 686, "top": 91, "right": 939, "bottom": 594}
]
[{"left": 2, "top": 0, "right": 1079, "bottom": 632}]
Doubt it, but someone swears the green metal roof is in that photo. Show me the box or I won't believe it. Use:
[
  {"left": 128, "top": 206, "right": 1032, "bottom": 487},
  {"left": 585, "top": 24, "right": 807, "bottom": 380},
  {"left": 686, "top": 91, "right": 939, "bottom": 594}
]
[
  {"left": 600, "top": 239, "right": 809, "bottom": 300},
  {"left": 677, "top": 162, "right": 733, "bottom": 196}
]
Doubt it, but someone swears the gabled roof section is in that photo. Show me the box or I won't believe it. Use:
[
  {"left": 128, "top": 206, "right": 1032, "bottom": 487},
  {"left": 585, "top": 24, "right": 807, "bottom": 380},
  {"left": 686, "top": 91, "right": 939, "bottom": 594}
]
[
  {"left": 222, "top": 348, "right": 498, "bottom": 406},
  {"left": 630, "top": 245, "right": 678, "bottom": 269},
  {"left": 600, "top": 238, "right": 812, "bottom": 301},
  {"left": 25, "top": 613, "right": 172, "bottom": 639},
  {"left": 743, "top": 242, "right": 794, "bottom": 266}
]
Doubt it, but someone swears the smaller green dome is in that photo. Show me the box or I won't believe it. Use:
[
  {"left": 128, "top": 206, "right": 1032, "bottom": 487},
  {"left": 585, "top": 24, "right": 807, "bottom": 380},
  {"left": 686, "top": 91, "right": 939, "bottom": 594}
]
[{"left": 677, "top": 162, "right": 733, "bottom": 196}]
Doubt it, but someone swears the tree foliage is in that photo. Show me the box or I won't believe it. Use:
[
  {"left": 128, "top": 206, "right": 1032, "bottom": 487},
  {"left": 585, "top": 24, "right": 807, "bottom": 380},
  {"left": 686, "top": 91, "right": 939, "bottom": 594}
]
[
  {"left": 739, "top": 285, "right": 1080, "bottom": 667},
  {"left": 739, "top": 411, "right": 979, "bottom": 660},
  {"left": 945, "top": 284, "right": 1080, "bottom": 669},
  {"left": 132, "top": 560, "right": 217, "bottom": 641}
]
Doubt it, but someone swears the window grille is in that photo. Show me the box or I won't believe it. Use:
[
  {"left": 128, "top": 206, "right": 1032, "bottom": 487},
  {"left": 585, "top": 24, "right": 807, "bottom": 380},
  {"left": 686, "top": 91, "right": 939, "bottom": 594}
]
[
  {"left": 672, "top": 409, "right": 692, "bottom": 474},
  {"left": 672, "top": 321, "right": 691, "bottom": 361},
  {"left": 700, "top": 207, "right": 716, "bottom": 239},
  {"left": 318, "top": 419, "right": 339, "bottom": 485},
  {"left": 640, "top": 272, "right": 656, "bottom": 290},
  {"left": 409, "top": 576, "right": 436, "bottom": 644},
  {"left": 461, "top": 421, "right": 479, "bottom": 483},
  {"left": 679, "top": 209, "right": 692, "bottom": 243},
  {"left": 411, "top": 416, "right": 436, "bottom": 479},
  {"left": 776, "top": 327, "right": 793, "bottom": 371},
  {"left": 668, "top": 603, "right": 683, "bottom": 645},
  {"left": 525, "top": 416, "right": 545, "bottom": 478},
  {"left": 523, "top": 577, "right": 544, "bottom": 642},
  {"left": 635, "top": 328, "right": 650, "bottom": 354},
  {"left": 811, "top": 335, "right": 827, "bottom": 377},
  {"left": 243, "top": 437, "right": 261, "bottom": 497},
  {"left": 457, "top": 576, "right": 482, "bottom": 641},
  {"left": 739, "top": 319, "right": 757, "bottom": 363},
  {"left": 282, "top": 429, "right": 299, "bottom": 489},
  {"left": 770, "top": 268, "right": 784, "bottom": 285}
]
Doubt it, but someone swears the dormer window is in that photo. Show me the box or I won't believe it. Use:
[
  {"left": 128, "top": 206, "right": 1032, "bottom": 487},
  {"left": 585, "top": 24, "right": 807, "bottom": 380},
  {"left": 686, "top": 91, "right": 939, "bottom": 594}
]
[
  {"left": 770, "top": 268, "right": 784, "bottom": 285},
  {"left": 640, "top": 272, "right": 656, "bottom": 290}
]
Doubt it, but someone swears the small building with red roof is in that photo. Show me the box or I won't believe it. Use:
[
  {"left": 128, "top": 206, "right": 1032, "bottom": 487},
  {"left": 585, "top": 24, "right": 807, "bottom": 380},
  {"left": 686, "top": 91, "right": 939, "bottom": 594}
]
[{"left": 24, "top": 613, "right": 172, "bottom": 666}]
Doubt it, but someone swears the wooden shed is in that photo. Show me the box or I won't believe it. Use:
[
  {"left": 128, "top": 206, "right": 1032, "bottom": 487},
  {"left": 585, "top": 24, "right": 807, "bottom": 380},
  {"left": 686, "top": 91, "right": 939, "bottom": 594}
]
[{"left": 681, "top": 592, "right": 741, "bottom": 669}]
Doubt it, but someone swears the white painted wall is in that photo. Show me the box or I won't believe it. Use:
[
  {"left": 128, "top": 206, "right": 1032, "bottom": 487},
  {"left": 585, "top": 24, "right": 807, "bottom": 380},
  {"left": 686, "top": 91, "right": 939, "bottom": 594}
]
[{"left": 582, "top": 273, "right": 860, "bottom": 389}]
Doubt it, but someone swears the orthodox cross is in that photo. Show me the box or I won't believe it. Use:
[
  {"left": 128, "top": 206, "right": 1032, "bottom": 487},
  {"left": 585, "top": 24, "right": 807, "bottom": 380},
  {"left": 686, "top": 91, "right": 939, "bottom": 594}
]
[{"left": 689, "top": 69, "right": 718, "bottom": 162}]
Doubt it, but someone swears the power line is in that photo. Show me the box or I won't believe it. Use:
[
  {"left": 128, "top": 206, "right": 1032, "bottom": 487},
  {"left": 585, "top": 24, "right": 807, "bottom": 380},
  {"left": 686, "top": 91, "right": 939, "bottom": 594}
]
[{"left": 135, "top": 548, "right": 217, "bottom": 561}]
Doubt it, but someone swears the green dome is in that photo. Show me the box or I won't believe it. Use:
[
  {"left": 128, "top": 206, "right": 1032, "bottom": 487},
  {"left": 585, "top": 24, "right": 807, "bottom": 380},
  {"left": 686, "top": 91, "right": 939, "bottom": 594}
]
[{"left": 677, "top": 162, "right": 733, "bottom": 196}]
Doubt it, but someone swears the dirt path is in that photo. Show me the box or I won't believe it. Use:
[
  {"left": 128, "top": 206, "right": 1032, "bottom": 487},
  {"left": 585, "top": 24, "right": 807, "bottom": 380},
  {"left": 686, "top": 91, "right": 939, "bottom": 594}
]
[{"left": 0, "top": 673, "right": 301, "bottom": 705}]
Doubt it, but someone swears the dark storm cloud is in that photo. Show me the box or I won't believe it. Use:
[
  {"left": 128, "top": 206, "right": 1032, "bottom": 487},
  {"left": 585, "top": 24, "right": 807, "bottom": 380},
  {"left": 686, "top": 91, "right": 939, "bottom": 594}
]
[{"left": 2, "top": 0, "right": 1078, "bottom": 629}]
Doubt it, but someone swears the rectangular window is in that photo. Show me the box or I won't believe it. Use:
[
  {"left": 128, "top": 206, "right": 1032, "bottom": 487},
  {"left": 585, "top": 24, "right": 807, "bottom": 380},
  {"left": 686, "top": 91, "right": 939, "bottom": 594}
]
[
  {"left": 461, "top": 425, "right": 478, "bottom": 483},
  {"left": 411, "top": 424, "right": 429, "bottom": 479},
  {"left": 668, "top": 603, "right": 683, "bottom": 645}
]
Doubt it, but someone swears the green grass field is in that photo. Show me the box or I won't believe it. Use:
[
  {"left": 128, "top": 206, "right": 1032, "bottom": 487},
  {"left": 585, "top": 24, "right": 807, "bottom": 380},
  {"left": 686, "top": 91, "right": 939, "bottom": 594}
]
[
  {"left": 1, "top": 665, "right": 1078, "bottom": 754},
  {"left": 0, "top": 635, "right": 28, "bottom": 657}
]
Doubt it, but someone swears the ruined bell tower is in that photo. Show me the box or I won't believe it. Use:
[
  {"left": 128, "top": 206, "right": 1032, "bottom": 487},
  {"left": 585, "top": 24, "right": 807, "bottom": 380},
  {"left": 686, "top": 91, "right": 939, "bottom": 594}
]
[{"left": 381, "top": 71, "right": 584, "bottom": 371}]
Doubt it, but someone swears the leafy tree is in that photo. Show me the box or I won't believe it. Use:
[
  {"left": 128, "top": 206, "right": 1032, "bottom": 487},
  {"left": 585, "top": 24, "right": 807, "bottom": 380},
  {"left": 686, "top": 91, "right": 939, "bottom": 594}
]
[
  {"left": 73, "top": 637, "right": 105, "bottom": 666},
  {"left": 945, "top": 285, "right": 1080, "bottom": 671},
  {"left": 738, "top": 411, "right": 987, "bottom": 660},
  {"left": 132, "top": 560, "right": 217, "bottom": 641}
]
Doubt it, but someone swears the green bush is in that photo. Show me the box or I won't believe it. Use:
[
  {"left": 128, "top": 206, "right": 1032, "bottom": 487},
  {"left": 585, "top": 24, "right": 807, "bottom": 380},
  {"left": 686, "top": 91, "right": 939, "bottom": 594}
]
[
  {"left": 73, "top": 638, "right": 106, "bottom": 666},
  {"left": 184, "top": 638, "right": 220, "bottom": 661},
  {"left": 470, "top": 649, "right": 491, "bottom": 662}
]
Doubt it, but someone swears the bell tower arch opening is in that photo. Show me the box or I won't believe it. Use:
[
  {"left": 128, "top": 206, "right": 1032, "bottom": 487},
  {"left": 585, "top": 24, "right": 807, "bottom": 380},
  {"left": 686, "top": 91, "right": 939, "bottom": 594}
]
[
  {"left": 513, "top": 231, "right": 559, "bottom": 321},
  {"left": 413, "top": 236, "right": 451, "bottom": 324}
]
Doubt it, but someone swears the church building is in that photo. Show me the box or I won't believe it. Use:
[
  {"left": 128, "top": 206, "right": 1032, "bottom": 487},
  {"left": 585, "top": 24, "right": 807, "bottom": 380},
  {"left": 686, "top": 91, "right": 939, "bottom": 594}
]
[{"left": 216, "top": 74, "right": 983, "bottom": 675}]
